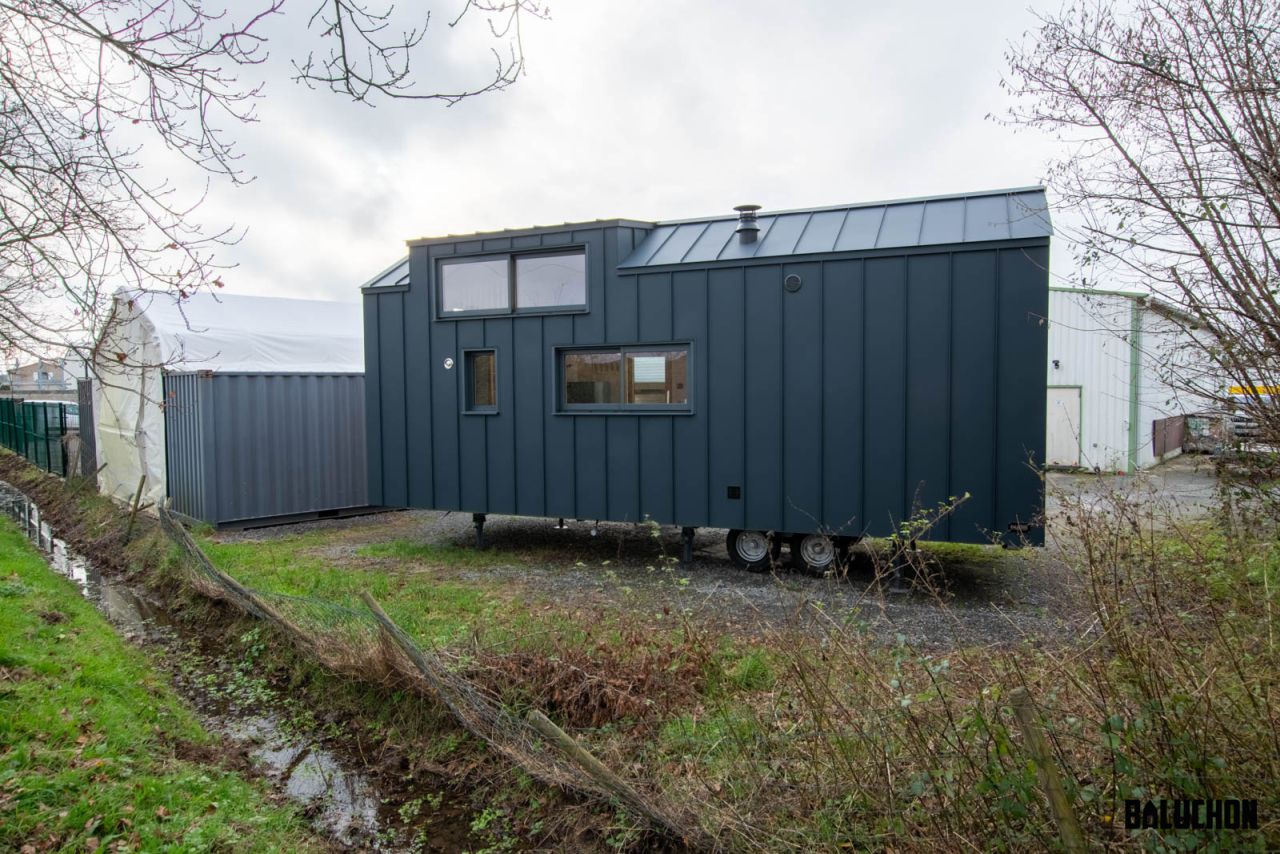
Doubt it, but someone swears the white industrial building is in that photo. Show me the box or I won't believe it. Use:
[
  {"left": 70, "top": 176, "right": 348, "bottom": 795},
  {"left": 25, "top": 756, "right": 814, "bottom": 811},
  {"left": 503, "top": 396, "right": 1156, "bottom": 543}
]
[{"left": 1046, "top": 287, "right": 1219, "bottom": 472}]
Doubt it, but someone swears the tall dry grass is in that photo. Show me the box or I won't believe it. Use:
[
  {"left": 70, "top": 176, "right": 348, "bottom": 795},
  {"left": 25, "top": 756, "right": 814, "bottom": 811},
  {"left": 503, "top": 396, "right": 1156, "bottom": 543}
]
[{"left": 652, "top": 479, "right": 1279, "bottom": 851}]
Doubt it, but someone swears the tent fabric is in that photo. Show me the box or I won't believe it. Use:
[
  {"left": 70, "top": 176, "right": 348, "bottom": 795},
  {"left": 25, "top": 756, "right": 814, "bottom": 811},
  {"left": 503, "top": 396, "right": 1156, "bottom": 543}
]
[
  {"left": 92, "top": 289, "right": 363, "bottom": 511},
  {"left": 120, "top": 289, "right": 364, "bottom": 373}
]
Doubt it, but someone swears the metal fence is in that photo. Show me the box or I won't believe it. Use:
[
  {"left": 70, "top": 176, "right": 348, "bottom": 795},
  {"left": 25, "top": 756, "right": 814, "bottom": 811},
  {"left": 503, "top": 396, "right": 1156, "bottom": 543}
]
[
  {"left": 76, "top": 380, "right": 96, "bottom": 477},
  {"left": 0, "top": 398, "right": 71, "bottom": 476}
]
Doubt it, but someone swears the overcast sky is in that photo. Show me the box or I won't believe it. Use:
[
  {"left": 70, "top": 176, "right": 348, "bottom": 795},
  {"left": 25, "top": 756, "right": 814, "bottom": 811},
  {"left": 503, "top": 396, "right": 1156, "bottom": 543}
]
[{"left": 182, "top": 0, "right": 1072, "bottom": 303}]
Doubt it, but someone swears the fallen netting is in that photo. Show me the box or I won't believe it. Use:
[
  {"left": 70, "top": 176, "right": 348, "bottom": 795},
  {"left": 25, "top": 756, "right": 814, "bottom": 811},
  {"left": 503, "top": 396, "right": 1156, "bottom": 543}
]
[{"left": 156, "top": 507, "right": 710, "bottom": 849}]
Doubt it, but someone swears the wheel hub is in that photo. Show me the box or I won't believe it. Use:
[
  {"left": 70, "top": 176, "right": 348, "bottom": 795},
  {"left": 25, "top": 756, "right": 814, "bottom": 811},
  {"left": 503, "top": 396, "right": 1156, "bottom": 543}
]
[
  {"left": 799, "top": 534, "right": 835, "bottom": 568},
  {"left": 735, "top": 530, "right": 770, "bottom": 563}
]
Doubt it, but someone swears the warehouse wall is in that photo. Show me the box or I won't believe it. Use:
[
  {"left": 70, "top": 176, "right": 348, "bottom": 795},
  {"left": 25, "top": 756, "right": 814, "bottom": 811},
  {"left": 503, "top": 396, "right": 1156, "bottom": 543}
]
[
  {"left": 366, "top": 229, "right": 1049, "bottom": 544},
  {"left": 1046, "top": 290, "right": 1136, "bottom": 471},
  {"left": 1135, "top": 308, "right": 1220, "bottom": 468},
  {"left": 1047, "top": 289, "right": 1219, "bottom": 472}
]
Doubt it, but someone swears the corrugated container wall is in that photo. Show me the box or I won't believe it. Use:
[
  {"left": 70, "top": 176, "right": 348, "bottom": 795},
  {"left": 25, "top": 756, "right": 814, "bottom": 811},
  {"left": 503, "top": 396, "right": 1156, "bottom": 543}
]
[{"left": 164, "top": 373, "right": 368, "bottom": 526}]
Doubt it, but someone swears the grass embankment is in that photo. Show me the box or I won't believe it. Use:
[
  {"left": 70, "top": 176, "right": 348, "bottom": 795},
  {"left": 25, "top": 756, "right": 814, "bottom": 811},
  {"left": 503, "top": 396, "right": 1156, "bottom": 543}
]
[
  {"left": 197, "top": 510, "right": 1280, "bottom": 851},
  {"left": 3, "top": 450, "right": 1277, "bottom": 851},
  {"left": 0, "top": 517, "right": 320, "bottom": 853}
]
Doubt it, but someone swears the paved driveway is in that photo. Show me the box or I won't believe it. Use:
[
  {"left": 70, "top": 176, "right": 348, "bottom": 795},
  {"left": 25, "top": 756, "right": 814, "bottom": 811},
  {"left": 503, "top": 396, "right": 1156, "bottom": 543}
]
[{"left": 1045, "top": 453, "right": 1219, "bottom": 533}]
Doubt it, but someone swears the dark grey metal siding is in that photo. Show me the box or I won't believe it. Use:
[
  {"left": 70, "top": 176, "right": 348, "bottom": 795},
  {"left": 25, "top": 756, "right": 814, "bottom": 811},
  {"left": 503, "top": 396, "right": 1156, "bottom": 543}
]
[
  {"left": 76, "top": 379, "right": 96, "bottom": 477},
  {"left": 163, "top": 372, "right": 210, "bottom": 522},
  {"left": 164, "top": 373, "right": 368, "bottom": 526},
  {"left": 366, "top": 223, "right": 1048, "bottom": 545}
]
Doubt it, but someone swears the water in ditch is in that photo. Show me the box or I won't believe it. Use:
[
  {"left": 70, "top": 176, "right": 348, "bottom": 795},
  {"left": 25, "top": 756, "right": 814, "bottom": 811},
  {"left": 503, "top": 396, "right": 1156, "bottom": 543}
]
[{"left": 0, "top": 481, "right": 475, "bottom": 852}]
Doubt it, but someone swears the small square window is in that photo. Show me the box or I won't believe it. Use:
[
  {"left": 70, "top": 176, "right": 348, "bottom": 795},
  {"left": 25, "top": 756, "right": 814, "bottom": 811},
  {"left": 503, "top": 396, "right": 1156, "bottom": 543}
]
[{"left": 466, "top": 350, "right": 497, "bottom": 411}]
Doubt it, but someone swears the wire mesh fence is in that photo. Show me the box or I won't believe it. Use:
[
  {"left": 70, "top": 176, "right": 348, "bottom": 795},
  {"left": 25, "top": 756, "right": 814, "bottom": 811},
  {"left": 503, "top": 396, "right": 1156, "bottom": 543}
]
[{"left": 0, "top": 398, "right": 72, "bottom": 476}]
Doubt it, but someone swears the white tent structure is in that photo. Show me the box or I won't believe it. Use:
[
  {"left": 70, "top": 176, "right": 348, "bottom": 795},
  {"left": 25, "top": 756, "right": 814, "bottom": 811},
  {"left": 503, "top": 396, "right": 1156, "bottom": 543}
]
[{"left": 94, "top": 289, "right": 364, "bottom": 517}]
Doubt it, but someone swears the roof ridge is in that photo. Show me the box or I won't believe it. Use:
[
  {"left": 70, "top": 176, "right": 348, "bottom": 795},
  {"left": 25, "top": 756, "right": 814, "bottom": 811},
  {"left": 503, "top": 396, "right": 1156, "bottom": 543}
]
[{"left": 655, "top": 186, "right": 1047, "bottom": 227}]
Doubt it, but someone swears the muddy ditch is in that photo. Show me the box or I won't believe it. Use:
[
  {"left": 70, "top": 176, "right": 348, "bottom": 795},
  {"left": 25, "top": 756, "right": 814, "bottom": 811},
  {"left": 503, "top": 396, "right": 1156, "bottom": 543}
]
[{"left": 0, "top": 480, "right": 480, "bottom": 852}]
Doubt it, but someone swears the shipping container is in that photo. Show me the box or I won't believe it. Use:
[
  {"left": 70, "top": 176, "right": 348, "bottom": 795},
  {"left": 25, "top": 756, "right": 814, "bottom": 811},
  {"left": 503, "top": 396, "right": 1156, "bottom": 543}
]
[{"left": 94, "top": 290, "right": 370, "bottom": 527}]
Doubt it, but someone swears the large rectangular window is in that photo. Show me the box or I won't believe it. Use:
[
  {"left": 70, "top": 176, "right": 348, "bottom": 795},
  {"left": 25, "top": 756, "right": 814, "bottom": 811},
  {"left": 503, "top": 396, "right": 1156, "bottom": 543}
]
[
  {"left": 560, "top": 345, "right": 690, "bottom": 411},
  {"left": 438, "top": 249, "right": 586, "bottom": 317}
]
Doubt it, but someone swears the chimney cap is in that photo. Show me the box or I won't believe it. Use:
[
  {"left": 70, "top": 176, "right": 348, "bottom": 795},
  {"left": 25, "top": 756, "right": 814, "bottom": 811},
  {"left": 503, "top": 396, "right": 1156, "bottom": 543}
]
[{"left": 735, "top": 204, "right": 761, "bottom": 244}]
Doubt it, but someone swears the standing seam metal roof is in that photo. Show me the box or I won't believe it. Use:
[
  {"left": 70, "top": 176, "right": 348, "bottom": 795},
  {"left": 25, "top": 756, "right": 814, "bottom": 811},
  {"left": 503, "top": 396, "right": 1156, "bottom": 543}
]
[{"left": 619, "top": 187, "right": 1050, "bottom": 269}]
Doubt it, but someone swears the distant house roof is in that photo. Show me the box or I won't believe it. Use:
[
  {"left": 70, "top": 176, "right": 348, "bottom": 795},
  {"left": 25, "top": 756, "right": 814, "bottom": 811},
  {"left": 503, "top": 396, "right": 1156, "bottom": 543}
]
[
  {"left": 11, "top": 359, "right": 62, "bottom": 372},
  {"left": 620, "top": 187, "right": 1051, "bottom": 269}
]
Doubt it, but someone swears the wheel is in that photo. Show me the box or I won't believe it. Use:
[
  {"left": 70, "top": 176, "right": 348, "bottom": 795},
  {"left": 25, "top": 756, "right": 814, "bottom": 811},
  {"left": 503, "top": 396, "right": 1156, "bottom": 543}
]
[
  {"left": 790, "top": 532, "right": 839, "bottom": 575},
  {"left": 726, "top": 529, "right": 779, "bottom": 572}
]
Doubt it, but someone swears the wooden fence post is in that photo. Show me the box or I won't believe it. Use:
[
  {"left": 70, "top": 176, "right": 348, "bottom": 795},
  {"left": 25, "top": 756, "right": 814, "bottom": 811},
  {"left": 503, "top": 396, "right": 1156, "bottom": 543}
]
[
  {"left": 124, "top": 475, "right": 146, "bottom": 541},
  {"left": 1009, "top": 686, "right": 1087, "bottom": 853}
]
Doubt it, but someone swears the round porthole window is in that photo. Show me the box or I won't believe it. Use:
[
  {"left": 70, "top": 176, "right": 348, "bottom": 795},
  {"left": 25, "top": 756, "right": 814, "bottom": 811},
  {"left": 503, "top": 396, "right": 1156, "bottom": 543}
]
[
  {"left": 443, "top": 357, "right": 455, "bottom": 370},
  {"left": 784, "top": 274, "right": 803, "bottom": 292}
]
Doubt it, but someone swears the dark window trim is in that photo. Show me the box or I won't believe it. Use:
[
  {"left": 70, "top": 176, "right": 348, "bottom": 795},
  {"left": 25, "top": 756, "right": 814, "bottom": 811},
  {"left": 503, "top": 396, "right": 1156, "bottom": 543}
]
[
  {"left": 436, "top": 246, "right": 589, "bottom": 320},
  {"left": 462, "top": 348, "right": 499, "bottom": 415},
  {"left": 555, "top": 342, "right": 693, "bottom": 414}
]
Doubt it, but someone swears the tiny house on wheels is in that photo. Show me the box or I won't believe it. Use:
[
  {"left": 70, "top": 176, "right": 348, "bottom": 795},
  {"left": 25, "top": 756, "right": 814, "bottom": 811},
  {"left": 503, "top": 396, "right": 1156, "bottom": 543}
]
[{"left": 362, "top": 188, "right": 1051, "bottom": 571}]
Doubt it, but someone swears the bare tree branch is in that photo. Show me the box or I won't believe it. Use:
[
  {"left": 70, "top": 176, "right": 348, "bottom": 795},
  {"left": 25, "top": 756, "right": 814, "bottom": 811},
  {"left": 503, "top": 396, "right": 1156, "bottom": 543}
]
[
  {"left": 0, "top": 0, "right": 547, "bottom": 378},
  {"left": 1003, "top": 0, "right": 1280, "bottom": 449},
  {"left": 293, "top": 0, "right": 550, "bottom": 105}
]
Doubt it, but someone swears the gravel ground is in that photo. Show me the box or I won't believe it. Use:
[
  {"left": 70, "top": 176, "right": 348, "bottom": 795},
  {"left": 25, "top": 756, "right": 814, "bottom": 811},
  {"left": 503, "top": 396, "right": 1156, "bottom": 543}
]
[
  {"left": 1044, "top": 452, "right": 1220, "bottom": 527},
  {"left": 214, "top": 454, "right": 1220, "bottom": 650}
]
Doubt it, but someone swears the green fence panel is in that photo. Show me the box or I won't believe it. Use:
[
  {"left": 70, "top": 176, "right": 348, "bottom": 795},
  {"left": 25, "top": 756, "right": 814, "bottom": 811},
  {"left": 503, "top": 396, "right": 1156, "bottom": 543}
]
[
  {"left": 0, "top": 398, "right": 24, "bottom": 456},
  {"left": 2, "top": 400, "right": 67, "bottom": 476}
]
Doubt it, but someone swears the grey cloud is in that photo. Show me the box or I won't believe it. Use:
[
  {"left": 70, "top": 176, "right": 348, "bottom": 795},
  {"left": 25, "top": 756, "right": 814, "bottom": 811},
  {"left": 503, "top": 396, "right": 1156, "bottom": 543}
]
[{"left": 185, "top": 0, "right": 1073, "bottom": 299}]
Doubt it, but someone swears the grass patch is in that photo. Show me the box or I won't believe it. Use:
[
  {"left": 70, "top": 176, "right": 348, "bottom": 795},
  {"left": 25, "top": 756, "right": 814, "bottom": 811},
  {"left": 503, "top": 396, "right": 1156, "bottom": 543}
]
[
  {"left": 0, "top": 518, "right": 320, "bottom": 852},
  {"left": 357, "top": 538, "right": 511, "bottom": 567},
  {"left": 200, "top": 535, "right": 500, "bottom": 646},
  {"left": 196, "top": 531, "right": 698, "bottom": 688},
  {"left": 916, "top": 539, "right": 1005, "bottom": 565}
]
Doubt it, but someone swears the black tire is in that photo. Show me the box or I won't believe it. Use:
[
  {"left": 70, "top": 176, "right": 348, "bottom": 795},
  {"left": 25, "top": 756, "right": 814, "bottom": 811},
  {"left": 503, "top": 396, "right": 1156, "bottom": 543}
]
[
  {"left": 726, "top": 529, "right": 779, "bottom": 572},
  {"left": 789, "top": 532, "right": 840, "bottom": 575}
]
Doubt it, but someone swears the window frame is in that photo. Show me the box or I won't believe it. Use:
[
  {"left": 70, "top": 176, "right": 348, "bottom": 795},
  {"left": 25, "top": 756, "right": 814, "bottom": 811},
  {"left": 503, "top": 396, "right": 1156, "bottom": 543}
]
[
  {"left": 462, "top": 348, "right": 499, "bottom": 415},
  {"left": 436, "top": 247, "right": 588, "bottom": 319},
  {"left": 438, "top": 256, "right": 510, "bottom": 315},
  {"left": 556, "top": 342, "right": 693, "bottom": 414}
]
